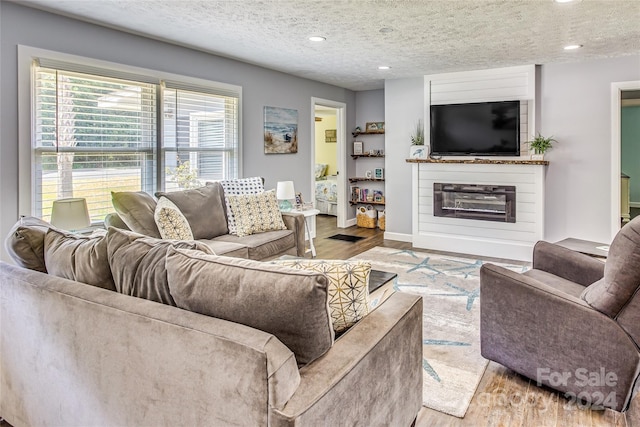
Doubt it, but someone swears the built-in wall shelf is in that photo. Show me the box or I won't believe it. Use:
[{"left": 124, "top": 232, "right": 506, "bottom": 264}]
[
  {"left": 406, "top": 158, "right": 549, "bottom": 166},
  {"left": 350, "top": 200, "right": 385, "bottom": 206},
  {"left": 352, "top": 131, "right": 385, "bottom": 137},
  {"left": 349, "top": 177, "right": 385, "bottom": 183},
  {"left": 351, "top": 154, "right": 385, "bottom": 159}
]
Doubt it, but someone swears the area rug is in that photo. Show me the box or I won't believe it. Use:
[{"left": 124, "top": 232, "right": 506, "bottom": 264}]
[
  {"left": 327, "top": 233, "right": 365, "bottom": 243},
  {"left": 351, "top": 247, "right": 528, "bottom": 418}
]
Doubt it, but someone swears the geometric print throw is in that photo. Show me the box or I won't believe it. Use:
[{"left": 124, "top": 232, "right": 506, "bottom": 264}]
[
  {"left": 154, "top": 196, "right": 194, "bottom": 240},
  {"left": 272, "top": 259, "right": 371, "bottom": 333},
  {"left": 226, "top": 190, "right": 287, "bottom": 237},
  {"left": 219, "top": 176, "right": 264, "bottom": 235}
]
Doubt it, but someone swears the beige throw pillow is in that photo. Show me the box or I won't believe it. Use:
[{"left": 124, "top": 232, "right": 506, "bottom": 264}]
[
  {"left": 44, "top": 228, "right": 116, "bottom": 291},
  {"left": 273, "top": 259, "right": 371, "bottom": 333},
  {"left": 111, "top": 191, "right": 161, "bottom": 238},
  {"left": 166, "top": 248, "right": 334, "bottom": 366},
  {"left": 154, "top": 196, "right": 194, "bottom": 240},
  {"left": 4, "top": 216, "right": 53, "bottom": 273},
  {"left": 227, "top": 189, "right": 286, "bottom": 237}
]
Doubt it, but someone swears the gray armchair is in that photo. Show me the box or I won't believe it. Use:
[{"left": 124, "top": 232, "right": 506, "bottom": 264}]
[{"left": 480, "top": 216, "right": 640, "bottom": 412}]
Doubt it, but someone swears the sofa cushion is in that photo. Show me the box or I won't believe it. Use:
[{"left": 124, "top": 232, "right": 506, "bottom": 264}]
[
  {"left": 4, "top": 216, "right": 52, "bottom": 273},
  {"left": 166, "top": 248, "right": 334, "bottom": 365},
  {"left": 211, "top": 230, "right": 295, "bottom": 260},
  {"left": 273, "top": 259, "right": 371, "bottom": 333},
  {"left": 581, "top": 216, "right": 640, "bottom": 317},
  {"left": 154, "top": 197, "right": 194, "bottom": 240},
  {"left": 227, "top": 190, "right": 287, "bottom": 238},
  {"left": 197, "top": 239, "right": 248, "bottom": 258},
  {"left": 218, "top": 176, "right": 264, "bottom": 235},
  {"left": 44, "top": 228, "right": 116, "bottom": 291},
  {"left": 111, "top": 191, "right": 161, "bottom": 238},
  {"left": 106, "top": 227, "right": 213, "bottom": 306},
  {"left": 155, "top": 182, "right": 228, "bottom": 239}
]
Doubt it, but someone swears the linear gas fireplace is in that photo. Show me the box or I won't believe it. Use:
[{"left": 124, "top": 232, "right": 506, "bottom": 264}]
[{"left": 433, "top": 183, "right": 516, "bottom": 223}]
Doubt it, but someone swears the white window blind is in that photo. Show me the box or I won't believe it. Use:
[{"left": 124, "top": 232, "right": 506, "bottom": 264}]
[
  {"left": 34, "top": 66, "right": 156, "bottom": 223},
  {"left": 31, "top": 60, "right": 240, "bottom": 223},
  {"left": 162, "top": 84, "right": 239, "bottom": 191}
]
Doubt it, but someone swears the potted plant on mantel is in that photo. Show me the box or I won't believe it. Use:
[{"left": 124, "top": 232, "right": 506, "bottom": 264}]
[
  {"left": 528, "top": 133, "right": 557, "bottom": 160},
  {"left": 409, "top": 120, "right": 427, "bottom": 159}
]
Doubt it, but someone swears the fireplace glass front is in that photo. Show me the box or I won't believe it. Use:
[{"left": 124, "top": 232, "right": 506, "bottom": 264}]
[{"left": 433, "top": 183, "right": 516, "bottom": 223}]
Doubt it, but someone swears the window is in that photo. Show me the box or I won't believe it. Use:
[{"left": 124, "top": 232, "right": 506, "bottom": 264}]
[{"left": 30, "top": 58, "right": 240, "bottom": 223}]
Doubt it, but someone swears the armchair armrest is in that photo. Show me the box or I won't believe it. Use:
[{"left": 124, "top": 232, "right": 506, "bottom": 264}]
[
  {"left": 480, "top": 263, "right": 639, "bottom": 411},
  {"left": 532, "top": 241, "right": 604, "bottom": 286},
  {"left": 271, "top": 292, "right": 423, "bottom": 427},
  {"left": 280, "top": 212, "right": 306, "bottom": 257}
]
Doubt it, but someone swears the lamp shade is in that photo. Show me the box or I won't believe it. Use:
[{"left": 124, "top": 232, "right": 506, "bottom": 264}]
[
  {"left": 50, "top": 198, "right": 91, "bottom": 231},
  {"left": 276, "top": 181, "right": 295, "bottom": 200}
]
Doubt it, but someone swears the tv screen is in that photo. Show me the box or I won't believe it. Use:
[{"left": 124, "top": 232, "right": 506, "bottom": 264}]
[{"left": 430, "top": 101, "right": 520, "bottom": 156}]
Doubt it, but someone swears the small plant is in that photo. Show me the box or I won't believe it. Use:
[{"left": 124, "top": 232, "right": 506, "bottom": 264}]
[
  {"left": 411, "top": 120, "right": 424, "bottom": 146},
  {"left": 528, "top": 133, "right": 557, "bottom": 155},
  {"left": 166, "top": 160, "right": 201, "bottom": 189}
]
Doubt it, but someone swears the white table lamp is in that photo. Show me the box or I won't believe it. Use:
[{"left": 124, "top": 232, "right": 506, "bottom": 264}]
[
  {"left": 276, "top": 181, "right": 295, "bottom": 211},
  {"left": 51, "top": 198, "right": 91, "bottom": 231}
]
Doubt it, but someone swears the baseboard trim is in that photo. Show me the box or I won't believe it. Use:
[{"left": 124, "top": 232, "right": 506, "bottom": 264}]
[
  {"left": 344, "top": 218, "right": 357, "bottom": 227},
  {"left": 383, "top": 232, "right": 412, "bottom": 242},
  {"left": 630, "top": 202, "right": 640, "bottom": 209},
  {"left": 412, "top": 232, "right": 534, "bottom": 262}
]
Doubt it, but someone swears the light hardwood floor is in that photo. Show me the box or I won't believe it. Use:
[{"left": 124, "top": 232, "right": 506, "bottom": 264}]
[{"left": 313, "top": 214, "right": 640, "bottom": 427}]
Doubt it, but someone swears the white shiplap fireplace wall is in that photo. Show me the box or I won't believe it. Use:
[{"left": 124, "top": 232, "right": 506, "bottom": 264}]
[{"left": 412, "top": 65, "right": 545, "bottom": 262}]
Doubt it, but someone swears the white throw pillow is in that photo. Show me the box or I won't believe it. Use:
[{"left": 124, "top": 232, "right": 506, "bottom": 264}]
[
  {"left": 227, "top": 190, "right": 286, "bottom": 238},
  {"left": 219, "top": 176, "right": 265, "bottom": 235},
  {"left": 272, "top": 259, "right": 371, "bottom": 333},
  {"left": 154, "top": 196, "right": 194, "bottom": 240}
]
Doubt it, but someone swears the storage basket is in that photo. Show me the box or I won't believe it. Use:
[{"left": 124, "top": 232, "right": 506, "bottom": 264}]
[
  {"left": 356, "top": 205, "right": 377, "bottom": 228},
  {"left": 378, "top": 210, "right": 386, "bottom": 230}
]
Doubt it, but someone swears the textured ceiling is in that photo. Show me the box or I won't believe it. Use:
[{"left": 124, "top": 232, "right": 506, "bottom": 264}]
[{"left": 17, "top": 0, "right": 640, "bottom": 91}]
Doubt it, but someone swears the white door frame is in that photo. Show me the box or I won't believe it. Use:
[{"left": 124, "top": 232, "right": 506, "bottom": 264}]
[
  {"left": 610, "top": 80, "right": 640, "bottom": 240},
  {"left": 311, "top": 97, "right": 348, "bottom": 228}
]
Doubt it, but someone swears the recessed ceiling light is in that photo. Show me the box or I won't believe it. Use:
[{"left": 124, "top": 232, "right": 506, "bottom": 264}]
[
  {"left": 378, "top": 66, "right": 391, "bottom": 70},
  {"left": 379, "top": 27, "right": 394, "bottom": 33},
  {"left": 309, "top": 36, "right": 326, "bottom": 42},
  {"left": 555, "top": 0, "right": 579, "bottom": 3},
  {"left": 564, "top": 44, "right": 583, "bottom": 50}
]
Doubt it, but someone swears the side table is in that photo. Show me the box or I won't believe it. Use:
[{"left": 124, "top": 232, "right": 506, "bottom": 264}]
[
  {"left": 554, "top": 238, "right": 609, "bottom": 259},
  {"left": 291, "top": 208, "right": 320, "bottom": 257}
]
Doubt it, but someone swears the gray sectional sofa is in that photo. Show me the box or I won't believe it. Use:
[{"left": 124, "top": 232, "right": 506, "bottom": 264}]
[{"left": 1, "top": 204, "right": 424, "bottom": 425}]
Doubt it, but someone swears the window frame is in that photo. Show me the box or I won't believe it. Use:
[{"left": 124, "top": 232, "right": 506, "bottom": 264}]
[{"left": 18, "top": 45, "right": 242, "bottom": 222}]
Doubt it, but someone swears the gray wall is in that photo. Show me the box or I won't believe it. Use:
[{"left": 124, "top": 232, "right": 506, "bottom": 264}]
[
  {"left": 540, "top": 55, "right": 640, "bottom": 243},
  {"left": 0, "top": 2, "right": 355, "bottom": 260}
]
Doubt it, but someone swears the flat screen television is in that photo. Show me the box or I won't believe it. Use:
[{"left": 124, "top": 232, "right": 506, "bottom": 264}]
[{"left": 430, "top": 100, "right": 520, "bottom": 156}]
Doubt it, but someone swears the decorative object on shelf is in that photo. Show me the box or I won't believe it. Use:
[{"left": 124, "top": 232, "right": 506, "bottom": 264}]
[
  {"left": 295, "top": 192, "right": 304, "bottom": 208},
  {"left": 325, "top": 129, "right": 337, "bottom": 143},
  {"left": 528, "top": 133, "right": 557, "bottom": 160},
  {"left": 354, "top": 126, "right": 362, "bottom": 133},
  {"left": 409, "top": 145, "right": 427, "bottom": 159},
  {"left": 276, "top": 180, "right": 296, "bottom": 211},
  {"left": 410, "top": 120, "right": 425, "bottom": 146},
  {"left": 373, "top": 190, "right": 384, "bottom": 202},
  {"left": 365, "top": 122, "right": 385, "bottom": 133},
  {"left": 365, "top": 170, "right": 372, "bottom": 179},
  {"left": 50, "top": 197, "right": 91, "bottom": 231},
  {"left": 264, "top": 106, "right": 298, "bottom": 154},
  {"left": 356, "top": 205, "right": 378, "bottom": 228},
  {"left": 353, "top": 141, "right": 364, "bottom": 155},
  {"left": 374, "top": 168, "right": 384, "bottom": 179}
]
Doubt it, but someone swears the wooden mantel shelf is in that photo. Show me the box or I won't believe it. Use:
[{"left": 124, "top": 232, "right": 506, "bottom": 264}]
[{"left": 405, "top": 158, "right": 549, "bottom": 166}]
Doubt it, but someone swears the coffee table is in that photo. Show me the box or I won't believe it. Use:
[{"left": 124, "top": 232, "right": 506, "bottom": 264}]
[
  {"left": 369, "top": 270, "right": 397, "bottom": 308},
  {"left": 554, "top": 238, "right": 609, "bottom": 259}
]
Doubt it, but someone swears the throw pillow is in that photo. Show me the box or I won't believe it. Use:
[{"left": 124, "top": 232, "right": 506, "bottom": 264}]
[
  {"left": 155, "top": 182, "right": 228, "bottom": 239},
  {"left": 106, "top": 227, "right": 213, "bottom": 306},
  {"left": 154, "top": 196, "right": 194, "bottom": 240},
  {"left": 315, "top": 163, "right": 328, "bottom": 179},
  {"left": 227, "top": 190, "right": 286, "bottom": 238},
  {"left": 273, "top": 259, "right": 371, "bottom": 333},
  {"left": 44, "top": 228, "right": 116, "bottom": 291},
  {"left": 166, "top": 248, "right": 334, "bottom": 366},
  {"left": 111, "top": 191, "right": 161, "bottom": 238},
  {"left": 4, "top": 216, "right": 53, "bottom": 273},
  {"left": 218, "top": 176, "right": 264, "bottom": 235}
]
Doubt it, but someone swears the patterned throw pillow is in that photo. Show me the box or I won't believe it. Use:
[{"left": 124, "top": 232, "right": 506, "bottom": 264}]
[
  {"left": 272, "top": 259, "right": 371, "bottom": 333},
  {"left": 227, "top": 190, "right": 287, "bottom": 238},
  {"left": 154, "top": 196, "right": 194, "bottom": 240},
  {"left": 219, "top": 177, "right": 264, "bottom": 235}
]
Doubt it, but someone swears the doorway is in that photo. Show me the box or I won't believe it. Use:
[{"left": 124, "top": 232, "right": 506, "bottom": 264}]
[
  {"left": 311, "top": 98, "right": 347, "bottom": 228},
  {"left": 611, "top": 81, "right": 640, "bottom": 239}
]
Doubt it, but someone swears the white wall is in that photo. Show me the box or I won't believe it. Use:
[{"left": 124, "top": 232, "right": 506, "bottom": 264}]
[
  {"left": 384, "top": 78, "right": 425, "bottom": 238},
  {"left": 0, "top": 2, "right": 355, "bottom": 261},
  {"left": 540, "top": 55, "right": 640, "bottom": 243}
]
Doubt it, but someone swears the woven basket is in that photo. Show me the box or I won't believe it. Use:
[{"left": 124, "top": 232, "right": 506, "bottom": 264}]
[
  {"left": 356, "top": 206, "right": 377, "bottom": 228},
  {"left": 378, "top": 210, "right": 386, "bottom": 230}
]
